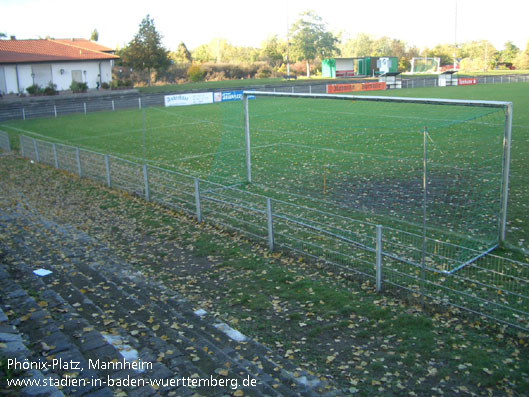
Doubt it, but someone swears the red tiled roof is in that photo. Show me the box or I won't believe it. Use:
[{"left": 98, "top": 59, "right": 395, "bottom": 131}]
[
  {"left": 0, "top": 39, "right": 119, "bottom": 64},
  {"left": 54, "top": 38, "right": 115, "bottom": 53}
]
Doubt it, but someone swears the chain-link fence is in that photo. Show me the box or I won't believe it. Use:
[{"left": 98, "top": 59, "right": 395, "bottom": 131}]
[
  {"left": 0, "top": 129, "right": 10, "bottom": 152},
  {"left": 9, "top": 133, "right": 528, "bottom": 333}
]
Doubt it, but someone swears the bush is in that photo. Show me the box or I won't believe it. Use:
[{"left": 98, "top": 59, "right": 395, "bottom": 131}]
[
  {"left": 187, "top": 64, "right": 205, "bottom": 82},
  {"left": 100, "top": 82, "right": 110, "bottom": 89},
  {"left": 43, "top": 83, "right": 58, "bottom": 96},
  {"left": 26, "top": 84, "right": 43, "bottom": 95},
  {"left": 110, "top": 80, "right": 133, "bottom": 89},
  {"left": 70, "top": 81, "right": 88, "bottom": 93},
  {"left": 255, "top": 65, "right": 272, "bottom": 79}
]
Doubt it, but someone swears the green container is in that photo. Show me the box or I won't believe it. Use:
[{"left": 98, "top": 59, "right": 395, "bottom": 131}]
[{"left": 322, "top": 59, "right": 336, "bottom": 78}]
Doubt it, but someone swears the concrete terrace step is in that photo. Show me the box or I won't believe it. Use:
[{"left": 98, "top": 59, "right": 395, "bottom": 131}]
[
  {"left": 0, "top": 265, "right": 117, "bottom": 396},
  {"left": 0, "top": 206, "right": 334, "bottom": 396}
]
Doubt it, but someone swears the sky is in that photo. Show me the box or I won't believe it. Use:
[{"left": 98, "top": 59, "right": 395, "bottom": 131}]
[{"left": 1, "top": 0, "right": 528, "bottom": 52}]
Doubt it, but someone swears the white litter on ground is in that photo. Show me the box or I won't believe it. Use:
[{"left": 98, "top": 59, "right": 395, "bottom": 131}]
[
  {"left": 33, "top": 269, "right": 53, "bottom": 277},
  {"left": 213, "top": 322, "right": 247, "bottom": 342},
  {"left": 194, "top": 309, "right": 207, "bottom": 317}
]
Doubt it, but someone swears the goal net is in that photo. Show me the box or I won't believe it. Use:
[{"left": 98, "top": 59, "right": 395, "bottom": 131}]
[
  {"left": 411, "top": 57, "right": 441, "bottom": 74},
  {"left": 210, "top": 91, "right": 511, "bottom": 257}
]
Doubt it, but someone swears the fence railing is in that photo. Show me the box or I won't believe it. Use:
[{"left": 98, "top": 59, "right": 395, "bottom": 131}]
[
  {"left": 3, "top": 132, "right": 527, "bottom": 333},
  {"left": 1, "top": 74, "right": 528, "bottom": 122}
]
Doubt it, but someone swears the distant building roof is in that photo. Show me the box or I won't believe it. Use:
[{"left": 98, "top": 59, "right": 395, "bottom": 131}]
[
  {"left": 0, "top": 39, "right": 119, "bottom": 64},
  {"left": 54, "top": 38, "right": 115, "bottom": 53}
]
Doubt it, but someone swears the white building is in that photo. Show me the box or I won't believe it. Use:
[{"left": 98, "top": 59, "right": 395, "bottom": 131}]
[{"left": 0, "top": 38, "right": 119, "bottom": 94}]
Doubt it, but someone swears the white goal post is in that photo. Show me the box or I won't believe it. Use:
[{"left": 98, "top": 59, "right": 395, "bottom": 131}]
[
  {"left": 241, "top": 91, "right": 513, "bottom": 244},
  {"left": 411, "top": 57, "right": 441, "bottom": 74}
]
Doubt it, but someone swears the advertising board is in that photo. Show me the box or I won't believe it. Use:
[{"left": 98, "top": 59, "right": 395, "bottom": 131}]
[{"left": 164, "top": 92, "right": 213, "bottom": 107}]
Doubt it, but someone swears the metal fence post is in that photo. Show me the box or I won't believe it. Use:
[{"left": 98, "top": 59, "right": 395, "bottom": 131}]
[
  {"left": 421, "top": 126, "right": 428, "bottom": 307},
  {"left": 267, "top": 197, "right": 274, "bottom": 251},
  {"left": 33, "top": 139, "right": 40, "bottom": 163},
  {"left": 22, "top": 108, "right": 26, "bottom": 120},
  {"left": 83, "top": 103, "right": 87, "bottom": 115},
  {"left": 376, "top": 225, "right": 382, "bottom": 293},
  {"left": 194, "top": 177, "right": 202, "bottom": 223},
  {"left": 104, "top": 155, "right": 111, "bottom": 187},
  {"left": 143, "top": 164, "right": 150, "bottom": 201},
  {"left": 75, "top": 148, "right": 82, "bottom": 177},
  {"left": 54, "top": 105, "right": 57, "bottom": 118},
  {"left": 112, "top": 100, "right": 115, "bottom": 112},
  {"left": 19, "top": 135, "right": 25, "bottom": 157},
  {"left": 138, "top": 97, "right": 142, "bottom": 109},
  {"left": 52, "top": 143, "right": 58, "bottom": 169}
]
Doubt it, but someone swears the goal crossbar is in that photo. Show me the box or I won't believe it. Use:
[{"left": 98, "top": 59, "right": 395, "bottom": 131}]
[{"left": 243, "top": 91, "right": 511, "bottom": 108}]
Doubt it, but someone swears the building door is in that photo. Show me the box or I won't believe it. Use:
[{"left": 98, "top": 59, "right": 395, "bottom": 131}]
[
  {"left": 32, "top": 64, "right": 52, "bottom": 87},
  {"left": 71, "top": 70, "right": 83, "bottom": 83}
]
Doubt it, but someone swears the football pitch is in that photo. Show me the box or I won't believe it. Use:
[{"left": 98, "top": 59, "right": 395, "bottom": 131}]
[{"left": 1, "top": 83, "right": 528, "bottom": 255}]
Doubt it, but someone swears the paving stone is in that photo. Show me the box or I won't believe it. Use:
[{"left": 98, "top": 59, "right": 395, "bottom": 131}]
[
  {"left": 8, "top": 289, "right": 27, "bottom": 299},
  {"left": 41, "top": 332, "right": 77, "bottom": 354},
  {"left": 2, "top": 341, "right": 29, "bottom": 356},
  {"left": 0, "top": 332, "right": 23, "bottom": 343},
  {"left": 80, "top": 387, "right": 114, "bottom": 397},
  {"left": 126, "top": 385, "right": 158, "bottom": 397},
  {"left": 77, "top": 333, "right": 108, "bottom": 353},
  {"left": 0, "top": 308, "right": 8, "bottom": 323},
  {"left": 20, "top": 369, "right": 64, "bottom": 397},
  {"left": 0, "top": 323, "right": 17, "bottom": 333}
]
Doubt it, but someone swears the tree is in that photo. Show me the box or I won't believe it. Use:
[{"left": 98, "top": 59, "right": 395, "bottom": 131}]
[
  {"left": 192, "top": 44, "right": 214, "bottom": 63},
  {"left": 458, "top": 40, "right": 497, "bottom": 70},
  {"left": 499, "top": 41, "right": 519, "bottom": 64},
  {"left": 171, "top": 42, "right": 192, "bottom": 64},
  {"left": 90, "top": 29, "right": 99, "bottom": 42},
  {"left": 513, "top": 40, "right": 529, "bottom": 70},
  {"left": 289, "top": 10, "right": 339, "bottom": 77},
  {"left": 119, "top": 15, "right": 170, "bottom": 86},
  {"left": 260, "top": 35, "right": 286, "bottom": 68},
  {"left": 340, "top": 33, "right": 374, "bottom": 58}
]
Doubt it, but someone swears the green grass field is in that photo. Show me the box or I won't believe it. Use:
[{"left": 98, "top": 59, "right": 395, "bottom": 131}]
[{"left": 2, "top": 82, "right": 527, "bottom": 255}]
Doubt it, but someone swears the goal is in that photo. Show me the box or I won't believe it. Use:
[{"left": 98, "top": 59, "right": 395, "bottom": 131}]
[
  {"left": 411, "top": 57, "right": 441, "bottom": 74},
  {"left": 210, "top": 91, "right": 512, "bottom": 259}
]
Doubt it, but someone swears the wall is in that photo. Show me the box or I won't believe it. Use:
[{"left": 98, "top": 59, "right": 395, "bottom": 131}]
[
  {"left": 0, "top": 60, "right": 114, "bottom": 93},
  {"left": 50, "top": 60, "right": 113, "bottom": 90}
]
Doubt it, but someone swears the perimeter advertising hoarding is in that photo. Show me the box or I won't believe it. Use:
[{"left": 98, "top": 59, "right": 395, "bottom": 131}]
[
  {"left": 213, "top": 90, "right": 255, "bottom": 103},
  {"left": 326, "top": 82, "right": 386, "bottom": 94},
  {"left": 458, "top": 78, "right": 477, "bottom": 86},
  {"left": 164, "top": 92, "right": 213, "bottom": 107}
]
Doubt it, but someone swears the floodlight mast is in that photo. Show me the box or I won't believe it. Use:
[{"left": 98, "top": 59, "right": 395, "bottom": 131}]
[{"left": 453, "top": 0, "right": 458, "bottom": 71}]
